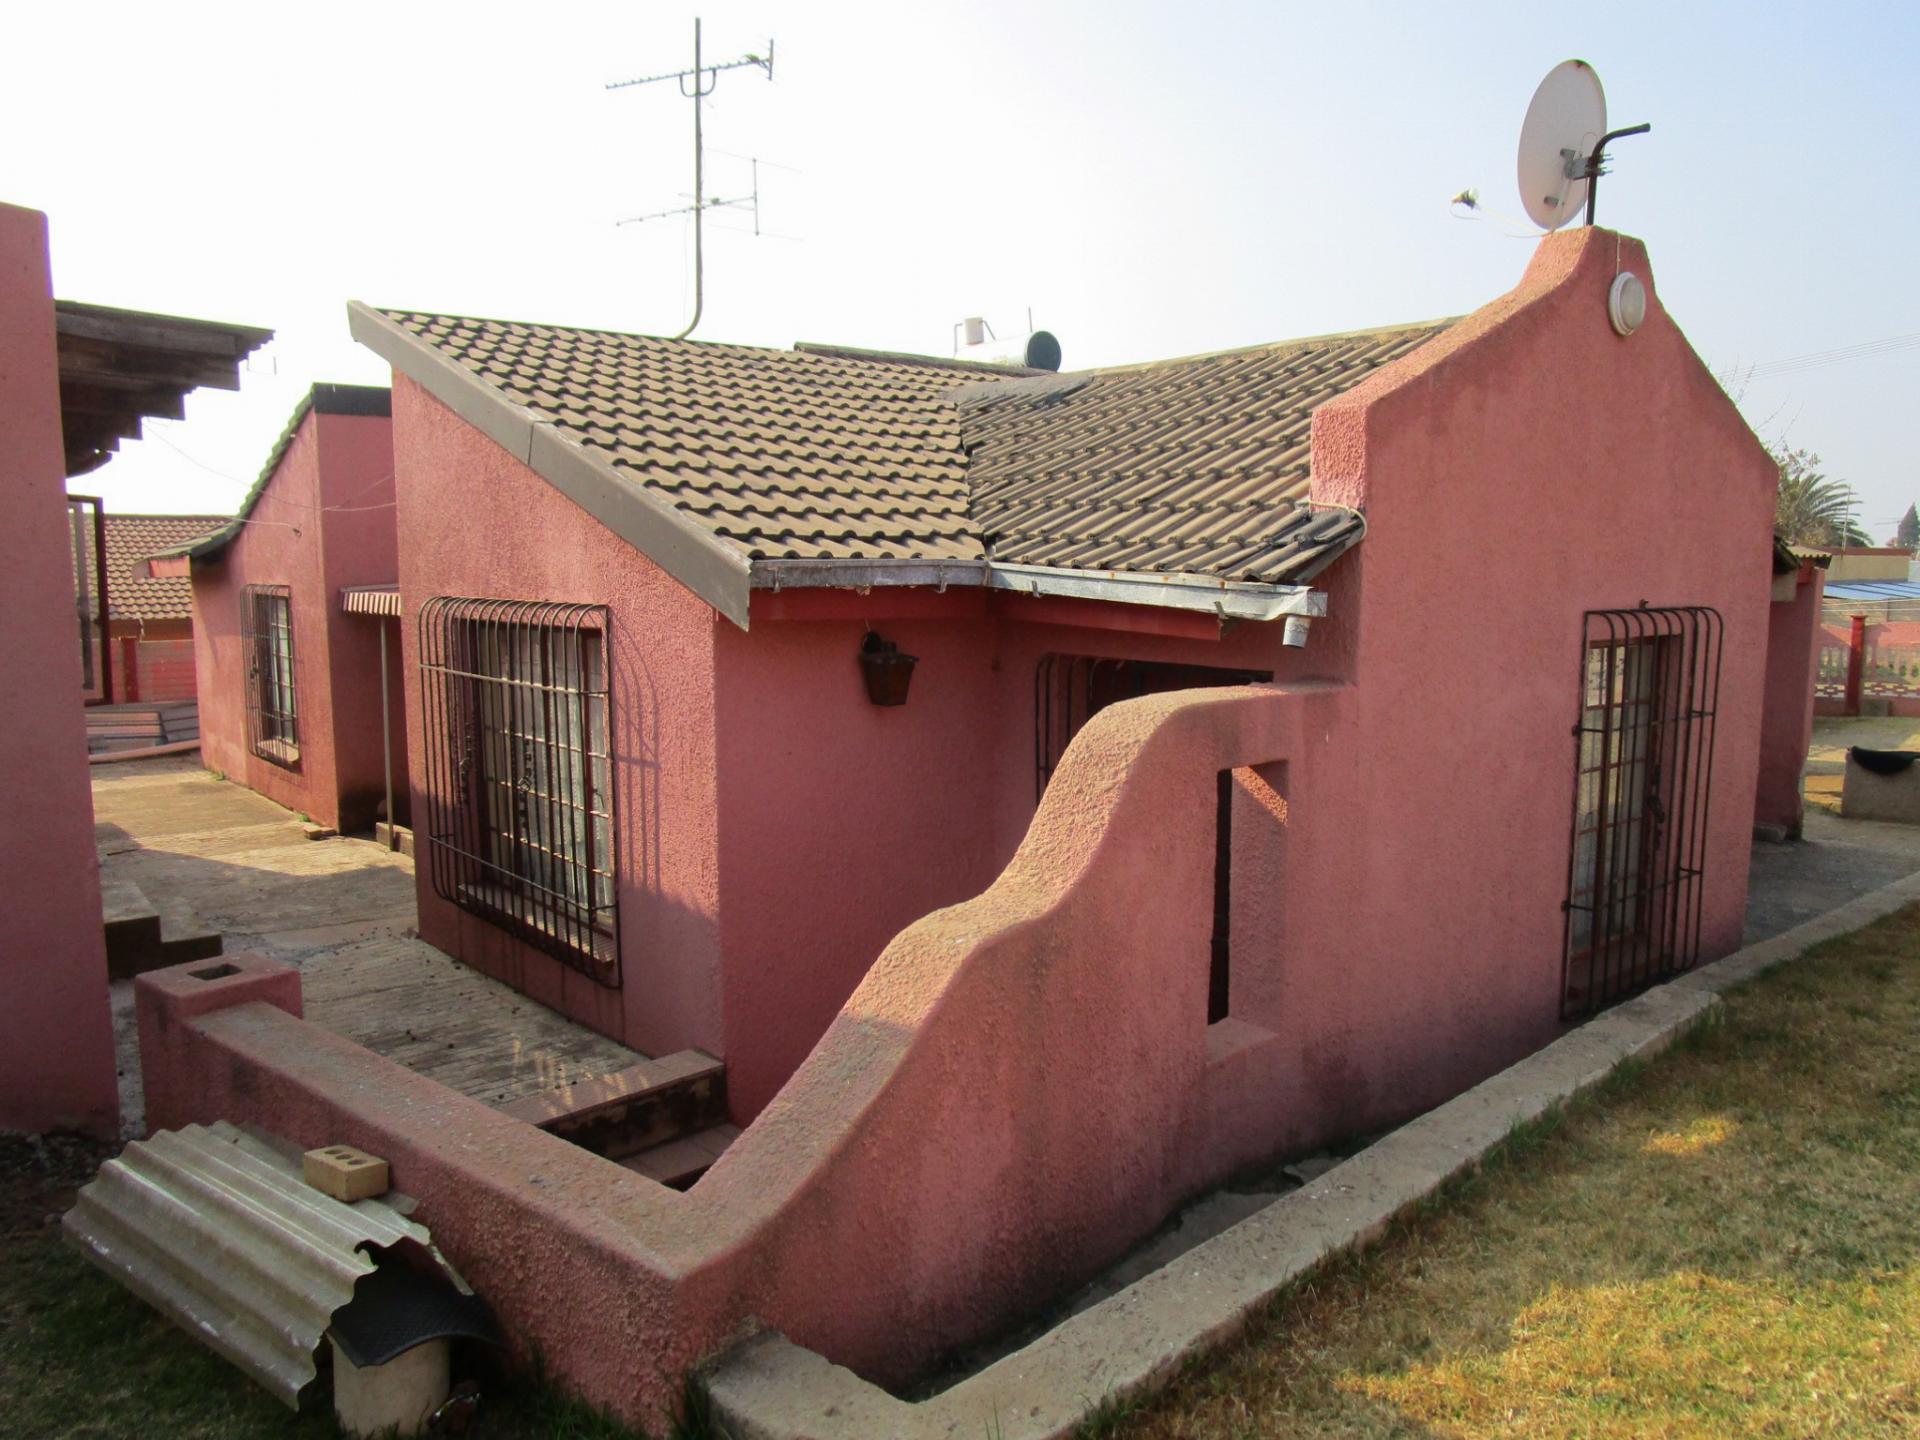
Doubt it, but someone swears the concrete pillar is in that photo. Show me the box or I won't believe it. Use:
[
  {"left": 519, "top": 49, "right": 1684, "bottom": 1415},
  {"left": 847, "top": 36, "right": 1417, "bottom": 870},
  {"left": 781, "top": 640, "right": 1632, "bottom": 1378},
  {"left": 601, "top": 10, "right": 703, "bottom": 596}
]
[{"left": 0, "top": 202, "right": 118, "bottom": 1138}]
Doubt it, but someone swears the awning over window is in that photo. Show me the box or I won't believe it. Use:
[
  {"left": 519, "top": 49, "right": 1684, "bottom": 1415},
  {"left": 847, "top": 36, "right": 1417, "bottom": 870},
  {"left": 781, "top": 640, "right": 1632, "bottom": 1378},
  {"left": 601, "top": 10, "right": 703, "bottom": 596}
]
[{"left": 340, "top": 585, "right": 401, "bottom": 617}]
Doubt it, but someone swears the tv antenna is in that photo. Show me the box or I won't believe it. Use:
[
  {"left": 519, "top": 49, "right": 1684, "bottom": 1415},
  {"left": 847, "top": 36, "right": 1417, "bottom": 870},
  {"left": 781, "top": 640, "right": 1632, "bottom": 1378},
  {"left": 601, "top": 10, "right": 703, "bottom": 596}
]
[
  {"left": 1516, "top": 60, "right": 1649, "bottom": 230},
  {"left": 608, "top": 19, "right": 774, "bottom": 338}
]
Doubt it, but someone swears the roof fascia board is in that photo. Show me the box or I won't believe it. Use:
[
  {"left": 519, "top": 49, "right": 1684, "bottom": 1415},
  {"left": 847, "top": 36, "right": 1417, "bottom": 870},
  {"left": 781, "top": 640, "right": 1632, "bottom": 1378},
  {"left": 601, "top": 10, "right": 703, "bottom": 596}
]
[
  {"left": 749, "top": 557, "right": 1327, "bottom": 622},
  {"left": 986, "top": 562, "right": 1327, "bottom": 621},
  {"left": 347, "top": 302, "right": 753, "bottom": 630}
]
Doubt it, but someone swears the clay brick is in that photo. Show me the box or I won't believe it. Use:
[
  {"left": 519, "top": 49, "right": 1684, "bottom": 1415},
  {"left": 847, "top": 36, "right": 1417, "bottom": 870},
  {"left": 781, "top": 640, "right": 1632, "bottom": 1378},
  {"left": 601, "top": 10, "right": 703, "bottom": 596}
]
[{"left": 303, "top": 1144, "right": 390, "bottom": 1202}]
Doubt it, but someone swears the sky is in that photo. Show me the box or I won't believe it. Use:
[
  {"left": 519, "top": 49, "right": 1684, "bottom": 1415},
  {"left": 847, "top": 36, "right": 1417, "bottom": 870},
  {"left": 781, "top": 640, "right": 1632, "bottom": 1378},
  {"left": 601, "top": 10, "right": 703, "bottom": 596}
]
[{"left": 9, "top": 1, "right": 1918, "bottom": 536}]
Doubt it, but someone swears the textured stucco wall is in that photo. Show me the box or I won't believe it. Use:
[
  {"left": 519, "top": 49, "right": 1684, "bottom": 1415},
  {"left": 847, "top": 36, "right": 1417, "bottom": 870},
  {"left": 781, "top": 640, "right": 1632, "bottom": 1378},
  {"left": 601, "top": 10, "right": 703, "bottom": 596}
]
[
  {"left": 390, "top": 376, "right": 726, "bottom": 1059},
  {"left": 191, "top": 409, "right": 395, "bottom": 831},
  {"left": 1755, "top": 565, "right": 1824, "bottom": 836},
  {"left": 313, "top": 411, "right": 403, "bottom": 830},
  {"left": 1305, "top": 227, "right": 1775, "bottom": 1118},
  {"left": 0, "top": 203, "right": 118, "bottom": 1137},
  {"left": 713, "top": 582, "right": 1354, "bottom": 1119}
]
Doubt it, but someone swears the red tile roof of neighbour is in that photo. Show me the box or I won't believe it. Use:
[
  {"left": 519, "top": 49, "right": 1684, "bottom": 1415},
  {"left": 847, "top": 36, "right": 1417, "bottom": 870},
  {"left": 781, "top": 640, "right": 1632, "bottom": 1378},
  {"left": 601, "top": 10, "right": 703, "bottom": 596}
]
[
  {"left": 348, "top": 303, "right": 1451, "bottom": 626},
  {"left": 96, "top": 514, "right": 226, "bottom": 620}
]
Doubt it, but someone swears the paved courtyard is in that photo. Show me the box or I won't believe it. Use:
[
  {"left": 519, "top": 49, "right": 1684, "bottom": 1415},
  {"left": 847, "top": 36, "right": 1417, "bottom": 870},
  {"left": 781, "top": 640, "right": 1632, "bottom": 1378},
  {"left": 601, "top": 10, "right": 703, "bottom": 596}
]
[{"left": 94, "top": 756, "right": 640, "bottom": 1136}]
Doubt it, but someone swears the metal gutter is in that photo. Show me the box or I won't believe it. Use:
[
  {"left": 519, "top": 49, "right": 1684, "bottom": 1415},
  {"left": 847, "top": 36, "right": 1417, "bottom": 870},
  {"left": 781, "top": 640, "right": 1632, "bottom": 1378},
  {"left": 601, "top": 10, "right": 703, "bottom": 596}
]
[
  {"left": 63, "top": 1121, "right": 435, "bottom": 1409},
  {"left": 346, "top": 301, "right": 755, "bottom": 630},
  {"left": 749, "top": 557, "right": 1328, "bottom": 622}
]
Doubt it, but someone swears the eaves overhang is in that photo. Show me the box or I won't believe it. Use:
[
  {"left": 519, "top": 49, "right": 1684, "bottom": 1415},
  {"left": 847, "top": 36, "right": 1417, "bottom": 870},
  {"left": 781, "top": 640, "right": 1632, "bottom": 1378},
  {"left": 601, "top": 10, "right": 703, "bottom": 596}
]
[
  {"left": 751, "top": 557, "right": 1330, "bottom": 622},
  {"left": 347, "top": 301, "right": 755, "bottom": 629}
]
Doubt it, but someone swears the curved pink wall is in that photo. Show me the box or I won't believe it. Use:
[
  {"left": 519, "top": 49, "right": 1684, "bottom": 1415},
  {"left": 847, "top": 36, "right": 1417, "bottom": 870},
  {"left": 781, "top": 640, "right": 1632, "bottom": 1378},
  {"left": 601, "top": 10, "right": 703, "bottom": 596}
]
[
  {"left": 0, "top": 202, "right": 118, "bottom": 1137},
  {"left": 193, "top": 408, "right": 397, "bottom": 832}
]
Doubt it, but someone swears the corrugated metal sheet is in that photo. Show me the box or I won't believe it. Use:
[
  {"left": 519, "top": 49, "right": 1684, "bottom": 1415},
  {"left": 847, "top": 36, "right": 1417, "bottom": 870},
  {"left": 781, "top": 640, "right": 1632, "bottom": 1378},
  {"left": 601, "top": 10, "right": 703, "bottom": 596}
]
[
  {"left": 1825, "top": 580, "right": 1920, "bottom": 602},
  {"left": 340, "top": 584, "right": 402, "bottom": 617},
  {"left": 63, "top": 1122, "right": 431, "bottom": 1408}
]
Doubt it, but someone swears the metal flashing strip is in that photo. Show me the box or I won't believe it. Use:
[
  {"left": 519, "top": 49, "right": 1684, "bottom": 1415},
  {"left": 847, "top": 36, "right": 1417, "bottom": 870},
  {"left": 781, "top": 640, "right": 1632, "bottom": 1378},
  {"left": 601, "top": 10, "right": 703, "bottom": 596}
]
[
  {"left": 63, "top": 1121, "right": 434, "bottom": 1408},
  {"left": 346, "top": 302, "right": 754, "bottom": 629},
  {"left": 749, "top": 557, "right": 1328, "bottom": 622}
]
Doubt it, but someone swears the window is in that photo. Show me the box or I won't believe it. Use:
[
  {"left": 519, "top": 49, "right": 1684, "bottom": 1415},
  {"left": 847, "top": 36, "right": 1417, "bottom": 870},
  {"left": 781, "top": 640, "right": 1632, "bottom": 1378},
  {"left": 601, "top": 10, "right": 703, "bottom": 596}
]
[
  {"left": 1034, "top": 654, "right": 1273, "bottom": 801},
  {"left": 241, "top": 584, "right": 299, "bottom": 766},
  {"left": 418, "top": 597, "right": 618, "bottom": 985},
  {"left": 1562, "top": 607, "right": 1722, "bottom": 1020}
]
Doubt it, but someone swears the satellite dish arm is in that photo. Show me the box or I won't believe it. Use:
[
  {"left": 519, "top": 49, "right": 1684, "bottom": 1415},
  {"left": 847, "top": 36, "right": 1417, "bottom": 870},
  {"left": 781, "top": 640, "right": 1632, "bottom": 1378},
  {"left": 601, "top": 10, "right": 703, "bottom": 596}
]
[{"left": 1583, "top": 122, "right": 1651, "bottom": 227}]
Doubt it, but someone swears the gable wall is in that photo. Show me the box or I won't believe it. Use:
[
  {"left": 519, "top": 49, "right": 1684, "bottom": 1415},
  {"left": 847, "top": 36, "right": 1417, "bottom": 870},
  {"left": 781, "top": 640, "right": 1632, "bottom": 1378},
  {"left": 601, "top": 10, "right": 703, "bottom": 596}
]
[
  {"left": 192, "top": 412, "right": 340, "bottom": 824},
  {"left": 390, "top": 375, "right": 726, "bottom": 1059},
  {"left": 1285, "top": 226, "right": 1776, "bottom": 1121}
]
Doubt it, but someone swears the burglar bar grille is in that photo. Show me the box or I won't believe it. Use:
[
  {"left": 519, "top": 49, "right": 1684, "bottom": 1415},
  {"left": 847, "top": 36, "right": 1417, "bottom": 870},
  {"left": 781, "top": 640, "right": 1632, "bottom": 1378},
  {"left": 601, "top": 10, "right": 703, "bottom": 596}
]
[
  {"left": 418, "top": 596, "right": 619, "bottom": 986},
  {"left": 241, "top": 584, "right": 298, "bottom": 767},
  {"left": 1561, "top": 606, "right": 1722, "bottom": 1020},
  {"left": 1034, "top": 654, "right": 1273, "bottom": 802}
]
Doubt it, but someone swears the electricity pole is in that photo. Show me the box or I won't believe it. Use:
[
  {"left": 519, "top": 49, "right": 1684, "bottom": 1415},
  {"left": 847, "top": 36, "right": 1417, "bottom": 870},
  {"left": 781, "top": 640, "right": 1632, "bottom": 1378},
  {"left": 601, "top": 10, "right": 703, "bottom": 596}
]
[{"left": 608, "top": 19, "right": 774, "bottom": 339}]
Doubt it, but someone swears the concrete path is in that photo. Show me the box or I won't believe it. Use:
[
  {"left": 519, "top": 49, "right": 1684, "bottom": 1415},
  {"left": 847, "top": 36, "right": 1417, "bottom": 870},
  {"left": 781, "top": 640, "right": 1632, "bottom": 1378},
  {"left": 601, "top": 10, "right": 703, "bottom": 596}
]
[
  {"left": 93, "top": 756, "right": 641, "bottom": 1137},
  {"left": 1742, "top": 714, "right": 1920, "bottom": 944}
]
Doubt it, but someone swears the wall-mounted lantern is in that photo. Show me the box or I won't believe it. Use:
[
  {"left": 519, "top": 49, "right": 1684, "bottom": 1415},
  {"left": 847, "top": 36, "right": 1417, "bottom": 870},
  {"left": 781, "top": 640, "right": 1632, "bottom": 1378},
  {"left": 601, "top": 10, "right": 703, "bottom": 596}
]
[{"left": 859, "top": 631, "right": 918, "bottom": 706}]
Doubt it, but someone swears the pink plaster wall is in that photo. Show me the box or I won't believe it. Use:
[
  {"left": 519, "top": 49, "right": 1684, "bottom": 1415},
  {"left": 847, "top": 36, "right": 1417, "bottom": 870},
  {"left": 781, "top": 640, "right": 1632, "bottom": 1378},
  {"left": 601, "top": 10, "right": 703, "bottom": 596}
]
[
  {"left": 0, "top": 202, "right": 118, "bottom": 1137},
  {"left": 389, "top": 376, "right": 727, "bottom": 1060},
  {"left": 192, "top": 408, "right": 396, "bottom": 832},
  {"left": 1755, "top": 565, "right": 1824, "bottom": 837},
  {"left": 1301, "top": 227, "right": 1773, "bottom": 1111},
  {"left": 712, "top": 587, "right": 1350, "bottom": 1118}
]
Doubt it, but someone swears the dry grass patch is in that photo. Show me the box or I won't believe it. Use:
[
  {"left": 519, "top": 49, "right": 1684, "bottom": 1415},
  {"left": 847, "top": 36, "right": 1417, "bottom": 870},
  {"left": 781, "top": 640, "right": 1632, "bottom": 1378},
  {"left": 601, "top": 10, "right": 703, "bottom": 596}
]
[{"left": 1110, "top": 906, "right": 1920, "bottom": 1440}]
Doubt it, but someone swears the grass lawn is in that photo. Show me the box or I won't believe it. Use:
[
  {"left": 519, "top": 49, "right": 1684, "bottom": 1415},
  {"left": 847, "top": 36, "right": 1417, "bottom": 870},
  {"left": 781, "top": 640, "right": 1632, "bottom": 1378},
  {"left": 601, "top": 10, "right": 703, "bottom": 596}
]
[
  {"left": 1106, "top": 904, "right": 1920, "bottom": 1439},
  {"left": 6, "top": 908, "right": 1918, "bottom": 1438}
]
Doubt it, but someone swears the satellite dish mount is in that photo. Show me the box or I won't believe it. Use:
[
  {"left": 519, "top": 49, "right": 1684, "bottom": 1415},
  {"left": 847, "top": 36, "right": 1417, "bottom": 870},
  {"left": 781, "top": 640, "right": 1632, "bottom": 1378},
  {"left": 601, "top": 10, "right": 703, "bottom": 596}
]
[
  {"left": 1578, "top": 122, "right": 1650, "bottom": 227},
  {"left": 1516, "top": 60, "right": 1650, "bottom": 231}
]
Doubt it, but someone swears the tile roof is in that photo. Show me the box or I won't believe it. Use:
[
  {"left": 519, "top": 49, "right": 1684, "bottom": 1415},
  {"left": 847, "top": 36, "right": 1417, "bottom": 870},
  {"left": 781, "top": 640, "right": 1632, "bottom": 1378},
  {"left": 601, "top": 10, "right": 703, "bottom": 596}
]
[
  {"left": 351, "top": 306, "right": 1451, "bottom": 621},
  {"left": 958, "top": 325, "right": 1445, "bottom": 583},
  {"left": 95, "top": 514, "right": 227, "bottom": 620},
  {"left": 378, "top": 313, "right": 999, "bottom": 564}
]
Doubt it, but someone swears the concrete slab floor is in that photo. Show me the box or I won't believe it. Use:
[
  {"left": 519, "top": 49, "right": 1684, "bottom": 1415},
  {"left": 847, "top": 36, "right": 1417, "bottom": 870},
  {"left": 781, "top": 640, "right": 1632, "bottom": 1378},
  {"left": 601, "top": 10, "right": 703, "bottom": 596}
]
[
  {"left": 92, "top": 756, "right": 642, "bottom": 1138},
  {"left": 1743, "top": 715, "right": 1920, "bottom": 946}
]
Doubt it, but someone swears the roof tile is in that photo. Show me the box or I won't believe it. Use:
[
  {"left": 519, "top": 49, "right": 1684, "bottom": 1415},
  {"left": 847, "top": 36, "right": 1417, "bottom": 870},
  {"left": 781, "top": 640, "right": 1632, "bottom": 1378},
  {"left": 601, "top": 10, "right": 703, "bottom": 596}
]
[{"left": 378, "top": 310, "right": 1450, "bottom": 587}]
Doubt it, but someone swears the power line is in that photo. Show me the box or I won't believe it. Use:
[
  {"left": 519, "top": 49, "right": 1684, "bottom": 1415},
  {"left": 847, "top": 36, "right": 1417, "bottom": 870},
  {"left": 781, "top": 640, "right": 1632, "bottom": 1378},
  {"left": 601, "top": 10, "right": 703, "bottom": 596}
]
[{"left": 1733, "top": 329, "right": 1920, "bottom": 382}]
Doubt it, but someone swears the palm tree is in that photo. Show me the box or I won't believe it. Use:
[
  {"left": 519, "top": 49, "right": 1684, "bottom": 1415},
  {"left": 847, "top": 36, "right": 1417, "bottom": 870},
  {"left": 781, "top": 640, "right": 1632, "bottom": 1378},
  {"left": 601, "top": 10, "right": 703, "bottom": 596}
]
[{"left": 1772, "top": 445, "right": 1870, "bottom": 548}]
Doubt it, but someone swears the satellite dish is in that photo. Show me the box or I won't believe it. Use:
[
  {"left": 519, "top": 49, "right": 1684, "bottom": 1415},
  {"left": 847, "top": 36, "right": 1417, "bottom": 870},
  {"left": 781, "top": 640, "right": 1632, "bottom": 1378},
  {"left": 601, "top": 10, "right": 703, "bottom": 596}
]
[{"left": 1517, "top": 60, "right": 1607, "bottom": 231}]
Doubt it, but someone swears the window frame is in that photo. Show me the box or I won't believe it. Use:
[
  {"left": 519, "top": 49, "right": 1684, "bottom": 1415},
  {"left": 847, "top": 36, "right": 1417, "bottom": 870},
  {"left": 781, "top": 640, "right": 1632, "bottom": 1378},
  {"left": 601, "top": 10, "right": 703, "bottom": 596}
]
[
  {"left": 418, "top": 596, "right": 620, "bottom": 986},
  {"left": 241, "top": 583, "right": 299, "bottom": 768}
]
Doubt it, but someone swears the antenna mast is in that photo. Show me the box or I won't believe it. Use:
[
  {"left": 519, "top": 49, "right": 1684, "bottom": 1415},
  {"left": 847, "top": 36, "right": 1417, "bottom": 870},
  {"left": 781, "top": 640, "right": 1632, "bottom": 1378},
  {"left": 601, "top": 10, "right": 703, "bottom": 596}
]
[{"left": 608, "top": 19, "right": 774, "bottom": 339}]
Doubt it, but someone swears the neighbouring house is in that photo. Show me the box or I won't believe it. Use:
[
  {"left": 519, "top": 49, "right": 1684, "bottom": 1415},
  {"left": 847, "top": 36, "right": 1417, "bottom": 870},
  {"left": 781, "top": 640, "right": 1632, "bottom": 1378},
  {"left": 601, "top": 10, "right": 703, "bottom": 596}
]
[
  {"left": 140, "top": 227, "right": 1809, "bottom": 1421},
  {"left": 0, "top": 199, "right": 269, "bottom": 1138},
  {"left": 144, "top": 384, "right": 406, "bottom": 835},
  {"left": 69, "top": 511, "right": 226, "bottom": 704}
]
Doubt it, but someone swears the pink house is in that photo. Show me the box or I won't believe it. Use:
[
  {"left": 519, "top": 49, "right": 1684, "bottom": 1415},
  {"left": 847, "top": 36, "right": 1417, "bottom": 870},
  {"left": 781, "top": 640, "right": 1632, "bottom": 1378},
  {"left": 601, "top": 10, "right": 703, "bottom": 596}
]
[
  {"left": 137, "top": 227, "right": 1818, "bottom": 1418},
  {"left": 149, "top": 385, "right": 409, "bottom": 836}
]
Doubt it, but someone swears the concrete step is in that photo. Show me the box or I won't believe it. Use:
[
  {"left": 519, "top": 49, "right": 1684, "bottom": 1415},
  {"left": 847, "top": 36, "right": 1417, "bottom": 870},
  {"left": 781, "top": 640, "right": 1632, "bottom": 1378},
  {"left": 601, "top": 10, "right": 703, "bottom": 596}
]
[
  {"left": 617, "top": 1124, "right": 741, "bottom": 1189},
  {"left": 500, "top": 1049, "right": 726, "bottom": 1161},
  {"left": 156, "top": 891, "right": 223, "bottom": 965},
  {"left": 102, "top": 879, "right": 162, "bottom": 978},
  {"left": 103, "top": 879, "right": 223, "bottom": 977}
]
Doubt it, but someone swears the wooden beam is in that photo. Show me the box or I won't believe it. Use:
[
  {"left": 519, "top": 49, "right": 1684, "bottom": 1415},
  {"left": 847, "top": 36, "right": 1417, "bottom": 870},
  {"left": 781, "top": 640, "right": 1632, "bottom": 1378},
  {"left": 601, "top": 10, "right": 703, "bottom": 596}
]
[
  {"left": 59, "top": 378, "right": 187, "bottom": 421},
  {"left": 54, "top": 301, "right": 271, "bottom": 359}
]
